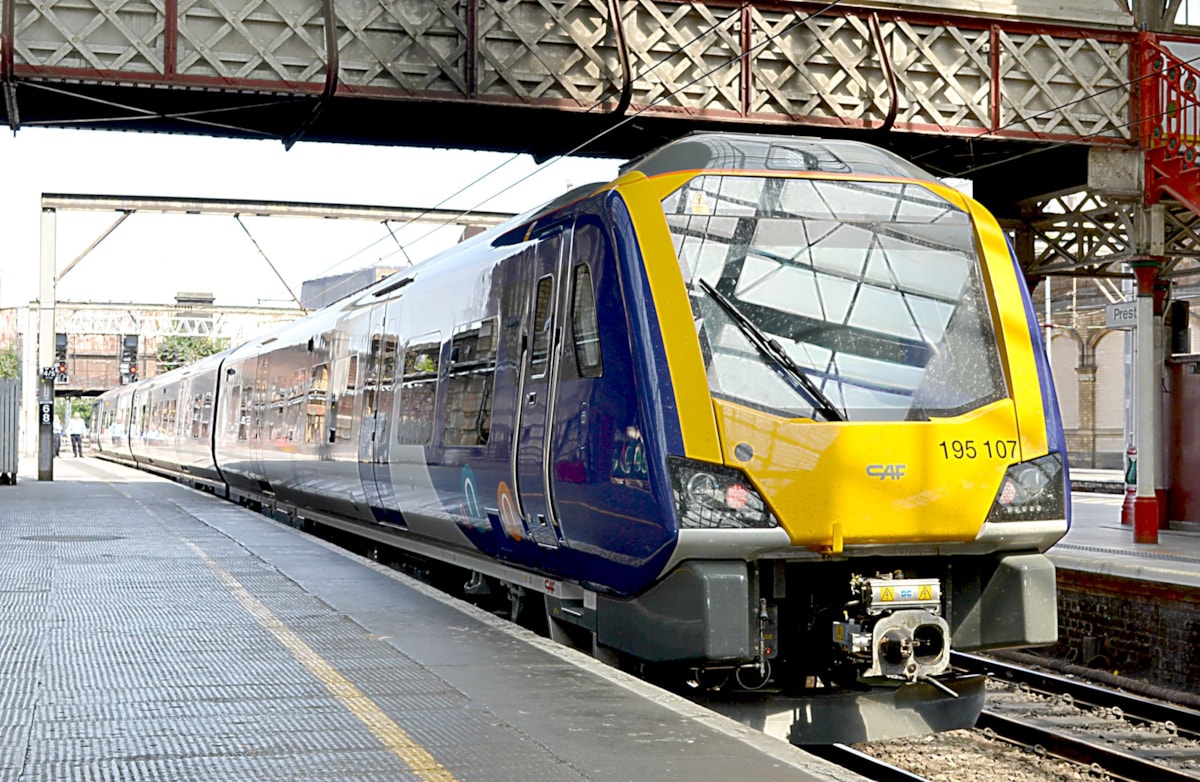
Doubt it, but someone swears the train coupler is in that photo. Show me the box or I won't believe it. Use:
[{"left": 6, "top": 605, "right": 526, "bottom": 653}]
[{"left": 832, "top": 574, "right": 950, "bottom": 682}]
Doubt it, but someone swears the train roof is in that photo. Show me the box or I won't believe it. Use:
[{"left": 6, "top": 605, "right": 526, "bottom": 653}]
[{"left": 620, "top": 131, "right": 938, "bottom": 182}]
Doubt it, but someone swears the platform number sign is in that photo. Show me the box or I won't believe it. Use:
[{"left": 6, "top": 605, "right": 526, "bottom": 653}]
[{"left": 39, "top": 402, "right": 53, "bottom": 427}]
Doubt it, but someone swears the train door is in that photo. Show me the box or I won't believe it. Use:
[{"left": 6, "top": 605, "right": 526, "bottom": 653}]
[
  {"left": 513, "top": 223, "right": 570, "bottom": 547},
  {"left": 357, "top": 301, "right": 402, "bottom": 520},
  {"left": 247, "top": 355, "right": 268, "bottom": 489}
]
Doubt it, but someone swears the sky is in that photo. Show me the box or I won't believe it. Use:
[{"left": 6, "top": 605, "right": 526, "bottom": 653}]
[{"left": 0, "top": 128, "right": 621, "bottom": 310}]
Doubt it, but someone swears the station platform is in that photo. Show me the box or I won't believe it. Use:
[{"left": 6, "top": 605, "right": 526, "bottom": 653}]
[
  {"left": 0, "top": 456, "right": 859, "bottom": 782},
  {"left": 1068, "top": 467, "right": 1124, "bottom": 494},
  {"left": 1053, "top": 486, "right": 1200, "bottom": 588}
]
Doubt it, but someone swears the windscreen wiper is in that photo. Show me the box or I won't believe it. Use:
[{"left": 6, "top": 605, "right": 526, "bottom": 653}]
[{"left": 697, "top": 278, "right": 845, "bottom": 422}]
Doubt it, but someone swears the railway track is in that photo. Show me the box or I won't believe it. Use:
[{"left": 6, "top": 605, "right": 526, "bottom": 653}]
[
  {"left": 953, "top": 652, "right": 1200, "bottom": 737},
  {"left": 955, "top": 652, "right": 1200, "bottom": 781},
  {"left": 805, "top": 744, "right": 933, "bottom": 781}
]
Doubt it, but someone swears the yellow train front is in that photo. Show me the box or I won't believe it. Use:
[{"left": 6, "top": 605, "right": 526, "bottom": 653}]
[{"left": 593, "top": 134, "right": 1068, "bottom": 741}]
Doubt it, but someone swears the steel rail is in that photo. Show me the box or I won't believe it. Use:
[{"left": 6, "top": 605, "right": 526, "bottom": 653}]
[
  {"left": 953, "top": 651, "right": 1200, "bottom": 737},
  {"left": 805, "top": 744, "right": 931, "bottom": 782},
  {"left": 974, "top": 710, "right": 1198, "bottom": 782}
]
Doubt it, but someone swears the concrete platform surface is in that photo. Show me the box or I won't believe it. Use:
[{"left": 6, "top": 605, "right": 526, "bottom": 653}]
[
  {"left": 1052, "top": 491, "right": 1200, "bottom": 588},
  {"left": 0, "top": 457, "right": 860, "bottom": 782}
]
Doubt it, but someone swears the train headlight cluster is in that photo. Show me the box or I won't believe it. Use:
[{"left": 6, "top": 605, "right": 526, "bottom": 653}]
[
  {"left": 986, "top": 453, "right": 1066, "bottom": 522},
  {"left": 669, "top": 457, "right": 778, "bottom": 529}
]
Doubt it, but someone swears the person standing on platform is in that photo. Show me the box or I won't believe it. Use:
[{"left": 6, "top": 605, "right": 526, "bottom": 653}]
[
  {"left": 53, "top": 416, "right": 62, "bottom": 457},
  {"left": 67, "top": 413, "right": 86, "bottom": 457}
]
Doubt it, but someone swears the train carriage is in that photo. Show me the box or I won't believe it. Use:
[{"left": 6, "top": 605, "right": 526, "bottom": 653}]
[{"left": 94, "top": 132, "right": 1068, "bottom": 743}]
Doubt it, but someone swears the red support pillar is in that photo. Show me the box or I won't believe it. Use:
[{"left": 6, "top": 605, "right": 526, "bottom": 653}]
[
  {"left": 1132, "top": 261, "right": 1162, "bottom": 544},
  {"left": 1154, "top": 278, "right": 1170, "bottom": 528}
]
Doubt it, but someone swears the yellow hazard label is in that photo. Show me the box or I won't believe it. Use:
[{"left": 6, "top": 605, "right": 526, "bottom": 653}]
[
  {"left": 835, "top": 625, "right": 844, "bottom": 641},
  {"left": 919, "top": 585, "right": 933, "bottom": 601},
  {"left": 689, "top": 192, "right": 712, "bottom": 215},
  {"left": 880, "top": 587, "right": 894, "bottom": 602}
]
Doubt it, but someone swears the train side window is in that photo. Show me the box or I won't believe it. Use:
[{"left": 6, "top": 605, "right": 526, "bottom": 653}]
[
  {"left": 379, "top": 334, "right": 400, "bottom": 387},
  {"left": 201, "top": 392, "right": 213, "bottom": 440},
  {"left": 570, "top": 263, "right": 603, "bottom": 378},
  {"left": 443, "top": 319, "right": 498, "bottom": 447},
  {"left": 334, "top": 354, "right": 357, "bottom": 443},
  {"left": 363, "top": 333, "right": 386, "bottom": 417},
  {"left": 305, "top": 363, "right": 329, "bottom": 444},
  {"left": 239, "top": 380, "right": 253, "bottom": 441},
  {"left": 224, "top": 369, "right": 239, "bottom": 437},
  {"left": 191, "top": 395, "right": 202, "bottom": 439},
  {"left": 397, "top": 334, "right": 441, "bottom": 445},
  {"left": 531, "top": 275, "right": 554, "bottom": 367}
]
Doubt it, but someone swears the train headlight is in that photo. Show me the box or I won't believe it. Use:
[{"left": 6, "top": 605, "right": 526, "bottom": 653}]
[
  {"left": 986, "top": 453, "right": 1065, "bottom": 522},
  {"left": 669, "top": 457, "right": 778, "bottom": 529}
]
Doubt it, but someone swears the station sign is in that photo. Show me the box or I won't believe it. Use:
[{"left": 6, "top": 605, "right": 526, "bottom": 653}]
[{"left": 1106, "top": 300, "right": 1137, "bottom": 329}]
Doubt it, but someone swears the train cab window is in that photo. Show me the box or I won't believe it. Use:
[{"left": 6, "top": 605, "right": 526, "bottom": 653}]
[
  {"left": 397, "top": 335, "right": 441, "bottom": 445},
  {"left": 531, "top": 275, "right": 554, "bottom": 368},
  {"left": 444, "top": 319, "right": 498, "bottom": 447},
  {"left": 570, "top": 264, "right": 603, "bottom": 378}
]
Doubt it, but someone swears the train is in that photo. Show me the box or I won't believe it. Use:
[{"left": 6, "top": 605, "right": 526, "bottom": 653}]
[{"left": 92, "top": 132, "right": 1069, "bottom": 744}]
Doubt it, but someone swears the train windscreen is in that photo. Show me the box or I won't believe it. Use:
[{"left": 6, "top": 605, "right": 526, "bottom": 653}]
[{"left": 664, "top": 175, "right": 1006, "bottom": 422}]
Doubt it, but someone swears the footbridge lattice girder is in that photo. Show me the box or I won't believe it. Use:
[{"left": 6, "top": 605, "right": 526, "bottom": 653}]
[
  {"left": 2, "top": 0, "right": 1135, "bottom": 145},
  {"left": 1013, "top": 192, "right": 1200, "bottom": 281}
]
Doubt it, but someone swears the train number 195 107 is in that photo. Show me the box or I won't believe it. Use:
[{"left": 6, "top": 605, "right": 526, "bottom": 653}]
[{"left": 938, "top": 439, "right": 1018, "bottom": 460}]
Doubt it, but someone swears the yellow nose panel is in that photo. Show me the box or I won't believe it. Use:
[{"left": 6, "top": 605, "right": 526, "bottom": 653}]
[{"left": 713, "top": 399, "right": 1023, "bottom": 549}]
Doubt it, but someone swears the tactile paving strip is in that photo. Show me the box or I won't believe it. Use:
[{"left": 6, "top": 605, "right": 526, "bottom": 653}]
[{"left": 1056, "top": 542, "right": 1200, "bottom": 566}]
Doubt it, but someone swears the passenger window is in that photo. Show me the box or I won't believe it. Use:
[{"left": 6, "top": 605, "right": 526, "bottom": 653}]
[
  {"left": 238, "top": 381, "right": 253, "bottom": 441},
  {"left": 379, "top": 334, "right": 400, "bottom": 386},
  {"left": 334, "top": 354, "right": 355, "bottom": 443},
  {"left": 363, "top": 334, "right": 382, "bottom": 417},
  {"left": 397, "top": 335, "right": 441, "bottom": 445},
  {"left": 201, "top": 392, "right": 213, "bottom": 440},
  {"left": 191, "top": 395, "right": 202, "bottom": 439},
  {"left": 571, "top": 264, "right": 602, "bottom": 378},
  {"left": 531, "top": 275, "right": 554, "bottom": 367},
  {"left": 305, "top": 363, "right": 329, "bottom": 444},
  {"left": 444, "top": 319, "right": 498, "bottom": 447}
]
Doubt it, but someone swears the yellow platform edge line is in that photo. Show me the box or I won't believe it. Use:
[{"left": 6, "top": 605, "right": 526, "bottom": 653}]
[{"left": 184, "top": 540, "right": 460, "bottom": 782}]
